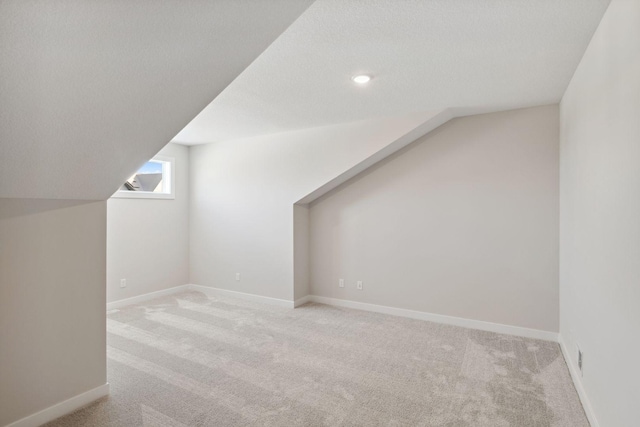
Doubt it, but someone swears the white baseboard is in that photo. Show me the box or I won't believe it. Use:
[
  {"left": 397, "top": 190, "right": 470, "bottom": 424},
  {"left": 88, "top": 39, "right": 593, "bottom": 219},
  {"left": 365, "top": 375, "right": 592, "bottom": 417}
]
[
  {"left": 108, "top": 285, "right": 557, "bottom": 342},
  {"left": 107, "top": 285, "right": 190, "bottom": 310},
  {"left": 305, "top": 295, "right": 559, "bottom": 342},
  {"left": 188, "top": 284, "right": 294, "bottom": 308},
  {"left": 293, "top": 295, "right": 312, "bottom": 307},
  {"left": 6, "top": 383, "right": 109, "bottom": 427},
  {"left": 559, "top": 336, "right": 599, "bottom": 427}
]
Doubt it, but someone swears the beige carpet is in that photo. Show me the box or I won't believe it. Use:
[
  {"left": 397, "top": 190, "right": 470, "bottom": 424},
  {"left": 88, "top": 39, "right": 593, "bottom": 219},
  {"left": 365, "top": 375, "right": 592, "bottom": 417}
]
[{"left": 46, "top": 291, "right": 587, "bottom": 426}]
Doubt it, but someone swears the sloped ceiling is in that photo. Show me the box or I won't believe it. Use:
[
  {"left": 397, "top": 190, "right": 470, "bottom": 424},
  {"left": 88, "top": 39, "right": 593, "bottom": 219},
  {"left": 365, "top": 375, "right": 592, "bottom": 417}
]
[
  {"left": 0, "top": 0, "right": 314, "bottom": 200},
  {"left": 173, "top": 0, "right": 611, "bottom": 145}
]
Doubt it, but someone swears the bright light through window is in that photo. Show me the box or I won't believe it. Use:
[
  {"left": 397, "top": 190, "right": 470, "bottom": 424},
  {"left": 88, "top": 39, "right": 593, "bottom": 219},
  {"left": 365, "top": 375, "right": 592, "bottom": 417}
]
[{"left": 114, "top": 156, "right": 175, "bottom": 199}]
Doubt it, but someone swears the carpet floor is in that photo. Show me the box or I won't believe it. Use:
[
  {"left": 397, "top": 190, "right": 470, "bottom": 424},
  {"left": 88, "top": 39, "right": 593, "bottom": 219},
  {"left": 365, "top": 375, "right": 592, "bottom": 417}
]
[{"left": 46, "top": 291, "right": 587, "bottom": 426}]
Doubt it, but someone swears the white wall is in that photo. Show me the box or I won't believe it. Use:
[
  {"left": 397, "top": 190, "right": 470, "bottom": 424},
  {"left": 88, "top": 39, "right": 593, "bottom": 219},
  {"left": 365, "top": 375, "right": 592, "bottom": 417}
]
[
  {"left": 559, "top": 0, "right": 640, "bottom": 425},
  {"left": 309, "top": 106, "right": 560, "bottom": 332},
  {"left": 189, "top": 114, "right": 438, "bottom": 301},
  {"left": 293, "top": 204, "right": 310, "bottom": 300},
  {"left": 0, "top": 0, "right": 314, "bottom": 200},
  {"left": 0, "top": 199, "right": 107, "bottom": 426},
  {"left": 107, "top": 143, "right": 190, "bottom": 303}
]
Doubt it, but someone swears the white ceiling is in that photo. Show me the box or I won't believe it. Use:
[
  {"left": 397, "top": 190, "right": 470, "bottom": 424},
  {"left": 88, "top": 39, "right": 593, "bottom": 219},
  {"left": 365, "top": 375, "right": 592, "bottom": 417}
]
[
  {"left": 0, "top": 0, "right": 313, "bottom": 199},
  {"left": 173, "top": 0, "right": 611, "bottom": 145}
]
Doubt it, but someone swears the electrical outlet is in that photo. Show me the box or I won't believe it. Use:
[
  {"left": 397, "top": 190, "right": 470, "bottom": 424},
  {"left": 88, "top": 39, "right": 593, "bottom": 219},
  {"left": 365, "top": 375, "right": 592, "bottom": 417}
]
[
  {"left": 235, "top": 273, "right": 241, "bottom": 281},
  {"left": 339, "top": 278, "right": 345, "bottom": 288},
  {"left": 577, "top": 346, "right": 583, "bottom": 376},
  {"left": 356, "top": 280, "right": 363, "bottom": 290},
  {"left": 120, "top": 279, "right": 126, "bottom": 288}
]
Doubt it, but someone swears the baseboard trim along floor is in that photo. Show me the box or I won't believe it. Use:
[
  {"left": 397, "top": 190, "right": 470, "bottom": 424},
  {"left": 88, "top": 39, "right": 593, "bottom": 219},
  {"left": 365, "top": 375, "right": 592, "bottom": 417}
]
[
  {"left": 107, "top": 285, "right": 191, "bottom": 310},
  {"left": 107, "top": 284, "right": 295, "bottom": 311},
  {"left": 188, "top": 284, "right": 295, "bottom": 308},
  {"left": 304, "top": 295, "right": 559, "bottom": 342},
  {"left": 559, "top": 337, "right": 600, "bottom": 427},
  {"left": 6, "top": 383, "right": 109, "bottom": 427},
  {"left": 109, "top": 285, "right": 559, "bottom": 342},
  {"left": 293, "top": 295, "right": 313, "bottom": 307}
]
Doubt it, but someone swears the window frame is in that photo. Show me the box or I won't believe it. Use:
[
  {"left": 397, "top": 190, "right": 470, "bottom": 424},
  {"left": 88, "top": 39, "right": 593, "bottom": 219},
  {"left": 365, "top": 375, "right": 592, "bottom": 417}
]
[{"left": 112, "top": 155, "right": 175, "bottom": 200}]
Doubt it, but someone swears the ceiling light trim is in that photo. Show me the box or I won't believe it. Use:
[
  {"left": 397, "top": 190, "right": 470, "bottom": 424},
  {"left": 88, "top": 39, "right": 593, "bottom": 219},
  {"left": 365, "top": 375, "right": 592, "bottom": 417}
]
[{"left": 352, "top": 74, "right": 372, "bottom": 84}]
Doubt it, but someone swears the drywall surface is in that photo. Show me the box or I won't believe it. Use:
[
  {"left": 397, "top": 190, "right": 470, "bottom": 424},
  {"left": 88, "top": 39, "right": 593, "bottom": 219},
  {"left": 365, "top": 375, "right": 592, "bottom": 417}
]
[
  {"left": 107, "top": 143, "right": 189, "bottom": 303},
  {"left": 293, "top": 204, "right": 310, "bottom": 301},
  {"left": 173, "top": 0, "right": 610, "bottom": 144},
  {"left": 189, "top": 113, "right": 438, "bottom": 301},
  {"left": 0, "top": 0, "right": 313, "bottom": 200},
  {"left": 310, "top": 106, "right": 560, "bottom": 332},
  {"left": 0, "top": 199, "right": 106, "bottom": 426},
  {"left": 559, "top": 0, "right": 640, "bottom": 425}
]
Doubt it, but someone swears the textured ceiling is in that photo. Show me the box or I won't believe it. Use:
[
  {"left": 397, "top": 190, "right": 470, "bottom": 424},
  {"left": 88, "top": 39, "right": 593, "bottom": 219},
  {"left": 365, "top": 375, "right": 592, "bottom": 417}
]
[
  {"left": 0, "top": 0, "right": 313, "bottom": 199},
  {"left": 173, "top": 0, "right": 611, "bottom": 145}
]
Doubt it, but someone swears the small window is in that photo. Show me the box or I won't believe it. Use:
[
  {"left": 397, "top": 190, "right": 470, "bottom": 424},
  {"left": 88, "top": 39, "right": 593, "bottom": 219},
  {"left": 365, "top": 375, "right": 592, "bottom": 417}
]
[{"left": 113, "top": 155, "right": 175, "bottom": 199}]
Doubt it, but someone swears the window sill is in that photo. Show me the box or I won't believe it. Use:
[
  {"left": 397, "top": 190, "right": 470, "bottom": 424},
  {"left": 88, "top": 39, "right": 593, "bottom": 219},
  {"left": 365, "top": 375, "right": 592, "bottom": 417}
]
[{"left": 111, "top": 191, "right": 175, "bottom": 200}]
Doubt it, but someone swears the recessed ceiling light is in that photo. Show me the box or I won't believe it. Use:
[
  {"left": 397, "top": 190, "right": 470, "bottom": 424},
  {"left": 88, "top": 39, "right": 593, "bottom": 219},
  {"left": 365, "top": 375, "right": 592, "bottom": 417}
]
[{"left": 352, "top": 74, "right": 372, "bottom": 84}]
